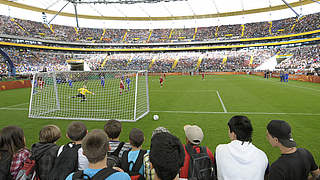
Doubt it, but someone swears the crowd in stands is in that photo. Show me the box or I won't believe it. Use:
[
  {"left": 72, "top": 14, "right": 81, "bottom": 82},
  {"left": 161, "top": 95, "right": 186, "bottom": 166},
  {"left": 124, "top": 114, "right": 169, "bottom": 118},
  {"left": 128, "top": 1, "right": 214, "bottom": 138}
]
[
  {"left": 1, "top": 116, "right": 320, "bottom": 180},
  {"left": 275, "top": 44, "right": 320, "bottom": 70},
  {"left": 1, "top": 12, "right": 320, "bottom": 44},
  {"left": 1, "top": 44, "right": 320, "bottom": 79}
]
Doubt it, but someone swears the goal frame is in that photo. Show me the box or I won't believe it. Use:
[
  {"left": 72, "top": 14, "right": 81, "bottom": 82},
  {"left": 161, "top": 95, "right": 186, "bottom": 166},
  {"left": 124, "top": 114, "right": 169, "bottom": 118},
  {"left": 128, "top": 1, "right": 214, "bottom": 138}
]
[{"left": 28, "top": 70, "right": 149, "bottom": 122}]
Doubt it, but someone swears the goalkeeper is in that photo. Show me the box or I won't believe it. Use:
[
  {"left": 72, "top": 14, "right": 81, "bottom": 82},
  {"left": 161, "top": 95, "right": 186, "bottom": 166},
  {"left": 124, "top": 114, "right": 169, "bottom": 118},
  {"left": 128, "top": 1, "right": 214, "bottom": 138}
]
[{"left": 70, "top": 85, "right": 94, "bottom": 102}]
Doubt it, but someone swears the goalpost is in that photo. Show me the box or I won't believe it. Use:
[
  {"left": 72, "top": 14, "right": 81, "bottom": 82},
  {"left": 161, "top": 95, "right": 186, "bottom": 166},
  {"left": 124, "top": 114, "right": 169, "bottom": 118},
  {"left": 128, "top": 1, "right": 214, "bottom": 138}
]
[{"left": 28, "top": 70, "right": 149, "bottom": 121}]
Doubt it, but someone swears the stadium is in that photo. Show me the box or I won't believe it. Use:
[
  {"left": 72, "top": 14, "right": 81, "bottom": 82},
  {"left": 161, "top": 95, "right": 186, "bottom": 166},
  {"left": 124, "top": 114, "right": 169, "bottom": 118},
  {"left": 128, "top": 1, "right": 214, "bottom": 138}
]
[{"left": 1, "top": 0, "right": 320, "bottom": 179}]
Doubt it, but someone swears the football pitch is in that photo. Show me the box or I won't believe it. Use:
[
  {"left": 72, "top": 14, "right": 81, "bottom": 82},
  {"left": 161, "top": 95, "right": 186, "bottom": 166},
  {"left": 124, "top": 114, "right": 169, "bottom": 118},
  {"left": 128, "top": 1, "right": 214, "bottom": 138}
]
[{"left": 0, "top": 74, "right": 320, "bottom": 164}]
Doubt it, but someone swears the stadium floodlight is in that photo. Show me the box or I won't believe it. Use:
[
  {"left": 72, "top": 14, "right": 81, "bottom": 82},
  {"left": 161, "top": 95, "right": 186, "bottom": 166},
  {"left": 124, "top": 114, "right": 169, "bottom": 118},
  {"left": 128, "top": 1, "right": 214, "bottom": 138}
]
[
  {"left": 28, "top": 70, "right": 149, "bottom": 122},
  {"left": 66, "top": 0, "right": 186, "bottom": 4}
]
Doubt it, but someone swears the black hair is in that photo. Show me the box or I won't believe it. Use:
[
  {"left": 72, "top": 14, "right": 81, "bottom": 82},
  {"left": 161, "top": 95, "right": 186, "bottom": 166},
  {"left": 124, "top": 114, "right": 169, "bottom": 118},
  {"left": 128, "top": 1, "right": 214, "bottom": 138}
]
[
  {"left": 228, "top": 115, "right": 253, "bottom": 142},
  {"left": 104, "top": 120, "right": 122, "bottom": 139},
  {"left": 67, "top": 122, "right": 87, "bottom": 141},
  {"left": 150, "top": 132, "right": 185, "bottom": 180},
  {"left": 129, "top": 128, "right": 144, "bottom": 148}
]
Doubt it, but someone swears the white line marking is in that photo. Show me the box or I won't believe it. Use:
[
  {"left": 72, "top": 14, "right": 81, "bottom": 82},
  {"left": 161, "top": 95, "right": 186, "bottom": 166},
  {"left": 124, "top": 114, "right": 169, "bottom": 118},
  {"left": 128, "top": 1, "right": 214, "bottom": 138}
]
[
  {"left": 0, "top": 108, "right": 28, "bottom": 110},
  {"left": 216, "top": 90, "right": 227, "bottom": 112},
  {"left": 151, "top": 90, "right": 217, "bottom": 92},
  {"left": 0, "top": 102, "right": 29, "bottom": 108},
  {"left": 150, "top": 110, "right": 320, "bottom": 116}
]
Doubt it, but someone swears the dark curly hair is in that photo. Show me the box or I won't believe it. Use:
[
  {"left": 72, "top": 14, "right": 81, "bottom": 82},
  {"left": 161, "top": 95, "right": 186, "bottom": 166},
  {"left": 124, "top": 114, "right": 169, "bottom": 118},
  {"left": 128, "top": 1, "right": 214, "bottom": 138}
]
[{"left": 150, "top": 132, "right": 185, "bottom": 180}]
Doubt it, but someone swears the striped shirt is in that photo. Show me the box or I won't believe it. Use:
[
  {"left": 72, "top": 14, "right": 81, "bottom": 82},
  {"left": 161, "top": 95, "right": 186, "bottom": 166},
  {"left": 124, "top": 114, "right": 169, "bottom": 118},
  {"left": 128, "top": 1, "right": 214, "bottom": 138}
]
[{"left": 109, "top": 141, "right": 131, "bottom": 158}]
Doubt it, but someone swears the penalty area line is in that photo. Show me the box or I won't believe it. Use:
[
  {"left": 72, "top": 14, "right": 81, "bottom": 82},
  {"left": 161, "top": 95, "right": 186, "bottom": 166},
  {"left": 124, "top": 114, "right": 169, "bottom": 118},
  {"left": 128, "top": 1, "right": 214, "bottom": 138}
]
[
  {"left": 216, "top": 90, "right": 227, "bottom": 113},
  {"left": 0, "top": 102, "right": 29, "bottom": 109}
]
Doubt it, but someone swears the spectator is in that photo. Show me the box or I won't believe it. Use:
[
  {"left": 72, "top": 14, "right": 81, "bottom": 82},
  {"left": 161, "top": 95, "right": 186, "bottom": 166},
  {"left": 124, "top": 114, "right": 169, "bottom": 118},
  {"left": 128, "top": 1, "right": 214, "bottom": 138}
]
[
  {"left": 144, "top": 127, "right": 170, "bottom": 180},
  {"left": 50, "top": 122, "right": 89, "bottom": 179},
  {"left": 0, "top": 126, "right": 30, "bottom": 179},
  {"left": 31, "top": 125, "right": 61, "bottom": 180},
  {"left": 104, "top": 120, "right": 131, "bottom": 158},
  {"left": 65, "top": 129, "right": 130, "bottom": 180},
  {"left": 215, "top": 115, "right": 269, "bottom": 180},
  {"left": 266, "top": 120, "right": 320, "bottom": 180},
  {"left": 120, "top": 128, "right": 148, "bottom": 179},
  {"left": 149, "top": 132, "right": 185, "bottom": 180},
  {"left": 179, "top": 125, "right": 215, "bottom": 179}
]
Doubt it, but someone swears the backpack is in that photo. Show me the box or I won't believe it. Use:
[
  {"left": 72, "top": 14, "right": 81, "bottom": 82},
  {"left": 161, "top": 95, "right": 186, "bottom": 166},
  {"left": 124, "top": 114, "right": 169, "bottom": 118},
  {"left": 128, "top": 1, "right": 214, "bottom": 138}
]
[
  {"left": 107, "top": 142, "right": 125, "bottom": 168},
  {"left": 121, "top": 150, "right": 147, "bottom": 180},
  {"left": 185, "top": 145, "right": 216, "bottom": 180},
  {"left": 15, "top": 156, "right": 39, "bottom": 180},
  {"left": 0, "top": 150, "right": 13, "bottom": 180},
  {"left": 72, "top": 167, "right": 118, "bottom": 180},
  {"left": 48, "top": 143, "right": 82, "bottom": 180}
]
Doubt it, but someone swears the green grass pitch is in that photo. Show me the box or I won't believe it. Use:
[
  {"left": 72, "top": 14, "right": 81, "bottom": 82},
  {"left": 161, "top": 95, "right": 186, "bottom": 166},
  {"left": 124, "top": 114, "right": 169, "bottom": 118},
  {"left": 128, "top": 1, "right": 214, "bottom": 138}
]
[{"left": 0, "top": 74, "right": 320, "bottom": 165}]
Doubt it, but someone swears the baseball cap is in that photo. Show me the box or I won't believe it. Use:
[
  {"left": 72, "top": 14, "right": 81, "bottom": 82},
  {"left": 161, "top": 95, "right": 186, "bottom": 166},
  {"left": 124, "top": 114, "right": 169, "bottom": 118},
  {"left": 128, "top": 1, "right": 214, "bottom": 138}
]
[
  {"left": 184, "top": 125, "right": 204, "bottom": 145},
  {"left": 267, "top": 120, "right": 296, "bottom": 148}
]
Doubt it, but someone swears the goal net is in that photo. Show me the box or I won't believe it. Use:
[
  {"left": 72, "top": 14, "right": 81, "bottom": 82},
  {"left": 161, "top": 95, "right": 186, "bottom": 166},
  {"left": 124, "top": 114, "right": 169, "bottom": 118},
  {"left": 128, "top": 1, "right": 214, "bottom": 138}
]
[{"left": 28, "top": 70, "right": 149, "bottom": 121}]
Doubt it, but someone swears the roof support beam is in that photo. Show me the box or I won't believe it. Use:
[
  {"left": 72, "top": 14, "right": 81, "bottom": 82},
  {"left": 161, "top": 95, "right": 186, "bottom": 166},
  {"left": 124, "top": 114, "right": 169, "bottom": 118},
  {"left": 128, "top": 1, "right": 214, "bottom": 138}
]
[
  {"left": 48, "top": 1, "right": 70, "bottom": 24},
  {"left": 280, "top": 0, "right": 300, "bottom": 17}
]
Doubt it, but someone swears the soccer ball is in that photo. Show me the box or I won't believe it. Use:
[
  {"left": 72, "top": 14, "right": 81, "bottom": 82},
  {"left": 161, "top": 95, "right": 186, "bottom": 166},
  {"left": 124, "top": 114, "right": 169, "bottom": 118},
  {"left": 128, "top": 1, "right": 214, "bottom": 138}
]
[{"left": 153, "top": 115, "right": 159, "bottom": 121}]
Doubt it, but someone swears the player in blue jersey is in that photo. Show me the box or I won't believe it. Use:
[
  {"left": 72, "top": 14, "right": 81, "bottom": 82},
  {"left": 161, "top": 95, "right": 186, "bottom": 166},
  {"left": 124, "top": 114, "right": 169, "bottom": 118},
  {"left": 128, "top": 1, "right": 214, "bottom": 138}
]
[
  {"left": 33, "top": 78, "right": 38, "bottom": 94},
  {"left": 125, "top": 77, "right": 131, "bottom": 91},
  {"left": 68, "top": 78, "right": 73, "bottom": 88},
  {"left": 101, "top": 76, "right": 105, "bottom": 88},
  {"left": 285, "top": 71, "right": 289, "bottom": 82}
]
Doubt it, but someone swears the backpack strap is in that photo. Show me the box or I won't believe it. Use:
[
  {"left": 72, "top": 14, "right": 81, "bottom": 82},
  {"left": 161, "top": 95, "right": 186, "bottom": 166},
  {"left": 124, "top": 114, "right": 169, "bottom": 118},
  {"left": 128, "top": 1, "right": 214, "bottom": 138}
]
[
  {"left": 111, "top": 142, "right": 125, "bottom": 157},
  {"left": 130, "top": 150, "right": 147, "bottom": 174},
  {"left": 185, "top": 144, "right": 197, "bottom": 156},
  {"left": 72, "top": 170, "right": 90, "bottom": 180},
  {"left": 91, "top": 167, "right": 118, "bottom": 180},
  {"left": 120, "top": 150, "right": 130, "bottom": 172}
]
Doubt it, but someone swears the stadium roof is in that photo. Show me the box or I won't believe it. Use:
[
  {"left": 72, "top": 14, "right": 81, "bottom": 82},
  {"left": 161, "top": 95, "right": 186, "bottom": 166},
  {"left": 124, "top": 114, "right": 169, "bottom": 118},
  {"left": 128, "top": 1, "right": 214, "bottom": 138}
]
[{"left": 0, "top": 0, "right": 320, "bottom": 29}]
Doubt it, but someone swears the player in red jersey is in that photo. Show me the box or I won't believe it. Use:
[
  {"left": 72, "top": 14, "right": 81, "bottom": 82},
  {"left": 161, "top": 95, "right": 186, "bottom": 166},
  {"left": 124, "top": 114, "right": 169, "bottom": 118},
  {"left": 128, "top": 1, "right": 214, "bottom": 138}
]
[
  {"left": 120, "top": 79, "right": 125, "bottom": 95},
  {"left": 38, "top": 77, "right": 45, "bottom": 89},
  {"left": 202, "top": 72, "right": 205, "bottom": 80},
  {"left": 159, "top": 76, "right": 164, "bottom": 88}
]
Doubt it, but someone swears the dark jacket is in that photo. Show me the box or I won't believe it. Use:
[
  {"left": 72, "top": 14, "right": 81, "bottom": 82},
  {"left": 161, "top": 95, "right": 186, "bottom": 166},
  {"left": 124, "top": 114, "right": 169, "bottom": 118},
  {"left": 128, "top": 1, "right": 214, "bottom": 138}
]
[{"left": 31, "top": 142, "right": 59, "bottom": 180}]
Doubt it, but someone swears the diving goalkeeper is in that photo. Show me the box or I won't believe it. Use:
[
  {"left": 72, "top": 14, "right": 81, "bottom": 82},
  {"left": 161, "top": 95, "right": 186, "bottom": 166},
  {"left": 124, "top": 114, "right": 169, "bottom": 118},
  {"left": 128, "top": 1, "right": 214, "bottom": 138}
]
[{"left": 70, "top": 85, "right": 94, "bottom": 102}]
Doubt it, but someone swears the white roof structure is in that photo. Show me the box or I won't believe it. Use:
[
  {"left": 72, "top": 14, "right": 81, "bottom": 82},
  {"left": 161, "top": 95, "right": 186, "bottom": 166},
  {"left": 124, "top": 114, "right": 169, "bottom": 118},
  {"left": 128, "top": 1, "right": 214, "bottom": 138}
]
[{"left": 0, "top": 0, "right": 320, "bottom": 29}]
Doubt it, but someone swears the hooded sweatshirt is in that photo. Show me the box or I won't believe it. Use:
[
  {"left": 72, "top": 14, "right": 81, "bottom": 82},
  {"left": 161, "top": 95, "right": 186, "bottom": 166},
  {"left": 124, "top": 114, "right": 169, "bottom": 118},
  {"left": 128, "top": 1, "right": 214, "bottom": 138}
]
[
  {"left": 215, "top": 140, "right": 268, "bottom": 180},
  {"left": 31, "top": 142, "right": 59, "bottom": 180}
]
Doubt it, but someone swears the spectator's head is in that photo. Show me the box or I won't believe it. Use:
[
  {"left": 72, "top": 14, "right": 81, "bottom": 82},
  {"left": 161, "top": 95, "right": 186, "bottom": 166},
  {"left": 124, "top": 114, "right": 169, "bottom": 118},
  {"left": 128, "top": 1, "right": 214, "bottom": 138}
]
[
  {"left": 150, "top": 132, "right": 185, "bottom": 180},
  {"left": 82, "top": 129, "right": 109, "bottom": 164},
  {"left": 129, "top": 128, "right": 144, "bottom": 148},
  {"left": 184, "top": 125, "right": 203, "bottom": 145},
  {"left": 67, "top": 122, "right": 87, "bottom": 142},
  {"left": 0, "top": 126, "right": 26, "bottom": 155},
  {"left": 151, "top": 127, "right": 170, "bottom": 137},
  {"left": 228, "top": 115, "right": 253, "bottom": 142},
  {"left": 39, "top": 125, "right": 61, "bottom": 143},
  {"left": 104, "top": 120, "right": 122, "bottom": 139},
  {"left": 266, "top": 120, "right": 296, "bottom": 148}
]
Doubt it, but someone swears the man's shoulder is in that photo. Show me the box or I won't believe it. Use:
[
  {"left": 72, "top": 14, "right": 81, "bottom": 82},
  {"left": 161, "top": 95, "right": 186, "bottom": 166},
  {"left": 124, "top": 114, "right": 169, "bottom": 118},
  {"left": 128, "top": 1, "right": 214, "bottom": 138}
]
[
  {"left": 108, "top": 172, "right": 131, "bottom": 180},
  {"left": 215, "top": 143, "right": 228, "bottom": 152},
  {"left": 66, "top": 169, "right": 130, "bottom": 180}
]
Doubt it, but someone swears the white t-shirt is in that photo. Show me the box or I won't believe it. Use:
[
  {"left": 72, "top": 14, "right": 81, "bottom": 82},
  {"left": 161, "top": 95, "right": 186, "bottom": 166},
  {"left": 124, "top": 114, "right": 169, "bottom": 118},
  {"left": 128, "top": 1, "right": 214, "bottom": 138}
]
[{"left": 215, "top": 140, "right": 269, "bottom": 180}]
